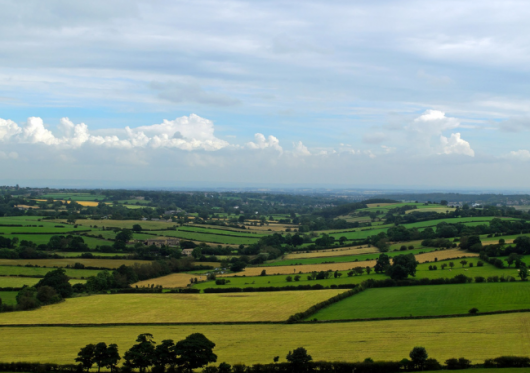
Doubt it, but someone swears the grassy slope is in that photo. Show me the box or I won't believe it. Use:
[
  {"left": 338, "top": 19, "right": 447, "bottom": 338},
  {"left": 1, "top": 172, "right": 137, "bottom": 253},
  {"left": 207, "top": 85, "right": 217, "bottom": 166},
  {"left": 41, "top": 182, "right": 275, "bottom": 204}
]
[
  {"left": 1, "top": 313, "right": 529, "bottom": 364},
  {"left": 0, "top": 290, "right": 344, "bottom": 324},
  {"left": 311, "top": 282, "right": 530, "bottom": 320}
]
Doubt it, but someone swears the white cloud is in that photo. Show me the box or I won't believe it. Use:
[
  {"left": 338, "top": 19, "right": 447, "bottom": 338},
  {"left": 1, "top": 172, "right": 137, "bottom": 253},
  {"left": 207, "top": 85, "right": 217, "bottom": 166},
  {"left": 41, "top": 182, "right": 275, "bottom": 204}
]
[
  {"left": 506, "top": 149, "right": 530, "bottom": 161},
  {"left": 0, "top": 114, "right": 229, "bottom": 151},
  {"left": 292, "top": 141, "right": 311, "bottom": 157},
  {"left": 246, "top": 133, "right": 283, "bottom": 152},
  {"left": 440, "top": 133, "right": 474, "bottom": 157},
  {"left": 407, "top": 110, "right": 460, "bottom": 136}
]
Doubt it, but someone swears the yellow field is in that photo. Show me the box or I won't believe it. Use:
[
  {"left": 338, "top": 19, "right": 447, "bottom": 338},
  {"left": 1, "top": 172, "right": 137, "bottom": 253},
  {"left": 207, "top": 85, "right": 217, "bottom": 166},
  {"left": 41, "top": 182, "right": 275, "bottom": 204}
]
[
  {"left": 133, "top": 273, "right": 198, "bottom": 288},
  {"left": 482, "top": 238, "right": 515, "bottom": 245},
  {"left": 0, "top": 258, "right": 151, "bottom": 269},
  {"left": 224, "top": 249, "right": 478, "bottom": 276},
  {"left": 406, "top": 207, "right": 456, "bottom": 214},
  {"left": 1, "top": 312, "right": 529, "bottom": 364},
  {"left": 285, "top": 246, "right": 378, "bottom": 259},
  {"left": 0, "top": 290, "right": 344, "bottom": 325},
  {"left": 33, "top": 199, "right": 107, "bottom": 207}
]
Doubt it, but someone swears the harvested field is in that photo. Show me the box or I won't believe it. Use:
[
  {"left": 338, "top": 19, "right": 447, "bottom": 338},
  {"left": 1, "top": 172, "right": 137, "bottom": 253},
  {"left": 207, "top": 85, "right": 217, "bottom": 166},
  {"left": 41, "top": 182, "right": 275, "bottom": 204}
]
[
  {"left": 0, "top": 290, "right": 345, "bottom": 324},
  {"left": 133, "top": 273, "right": 198, "bottom": 288},
  {"left": 0, "top": 258, "right": 151, "bottom": 269},
  {"left": 1, "top": 313, "right": 530, "bottom": 364},
  {"left": 285, "top": 246, "right": 378, "bottom": 259},
  {"left": 222, "top": 249, "right": 477, "bottom": 276}
]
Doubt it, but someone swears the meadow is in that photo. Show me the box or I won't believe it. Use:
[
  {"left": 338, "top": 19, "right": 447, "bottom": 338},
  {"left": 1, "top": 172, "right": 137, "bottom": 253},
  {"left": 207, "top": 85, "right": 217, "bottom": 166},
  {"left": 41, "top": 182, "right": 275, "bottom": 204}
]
[
  {"left": 0, "top": 277, "right": 86, "bottom": 288},
  {"left": 310, "top": 282, "right": 530, "bottom": 320},
  {"left": 0, "top": 265, "right": 99, "bottom": 278},
  {"left": 0, "top": 258, "right": 151, "bottom": 269},
  {"left": 63, "top": 219, "right": 177, "bottom": 230},
  {"left": 40, "top": 193, "right": 106, "bottom": 201},
  {"left": 195, "top": 257, "right": 510, "bottom": 290},
  {"left": 284, "top": 245, "right": 379, "bottom": 259},
  {"left": 0, "top": 291, "right": 17, "bottom": 305},
  {"left": 149, "top": 230, "right": 260, "bottom": 245},
  {"left": 0, "top": 290, "right": 345, "bottom": 324},
  {"left": 0, "top": 313, "right": 529, "bottom": 364}
]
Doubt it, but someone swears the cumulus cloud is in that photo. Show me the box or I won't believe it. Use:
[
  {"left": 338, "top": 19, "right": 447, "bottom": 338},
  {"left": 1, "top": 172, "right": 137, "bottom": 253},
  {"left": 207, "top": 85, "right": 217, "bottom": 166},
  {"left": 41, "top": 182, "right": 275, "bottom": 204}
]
[
  {"left": 440, "top": 133, "right": 474, "bottom": 157},
  {"left": 292, "top": 141, "right": 311, "bottom": 157},
  {"left": 407, "top": 110, "right": 460, "bottom": 136},
  {"left": 246, "top": 133, "right": 283, "bottom": 152},
  {"left": 506, "top": 149, "right": 530, "bottom": 161},
  {"left": 0, "top": 114, "right": 229, "bottom": 151}
]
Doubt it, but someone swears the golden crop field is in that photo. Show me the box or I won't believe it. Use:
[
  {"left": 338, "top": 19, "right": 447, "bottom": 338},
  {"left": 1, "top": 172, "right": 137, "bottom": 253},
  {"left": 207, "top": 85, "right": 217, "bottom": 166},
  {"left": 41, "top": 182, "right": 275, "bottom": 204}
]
[
  {"left": 133, "top": 273, "right": 198, "bottom": 288},
  {"left": 0, "top": 258, "right": 151, "bottom": 269},
  {"left": 223, "top": 249, "right": 478, "bottom": 276},
  {"left": 0, "top": 277, "right": 86, "bottom": 287},
  {"left": 1, "top": 312, "right": 529, "bottom": 364},
  {"left": 0, "top": 290, "right": 344, "bottom": 325},
  {"left": 285, "top": 246, "right": 378, "bottom": 259}
]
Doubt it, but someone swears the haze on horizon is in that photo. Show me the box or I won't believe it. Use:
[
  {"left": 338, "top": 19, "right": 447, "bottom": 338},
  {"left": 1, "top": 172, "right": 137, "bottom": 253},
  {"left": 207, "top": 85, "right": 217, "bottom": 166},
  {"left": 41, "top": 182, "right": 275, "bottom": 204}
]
[{"left": 1, "top": 1, "right": 530, "bottom": 189}]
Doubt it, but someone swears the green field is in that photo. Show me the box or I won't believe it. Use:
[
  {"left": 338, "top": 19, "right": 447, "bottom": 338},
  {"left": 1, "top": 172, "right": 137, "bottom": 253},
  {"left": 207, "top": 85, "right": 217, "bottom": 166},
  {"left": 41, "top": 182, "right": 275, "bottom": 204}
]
[
  {"left": 0, "top": 291, "right": 17, "bottom": 305},
  {"left": 0, "top": 290, "right": 344, "bottom": 324},
  {"left": 194, "top": 257, "right": 512, "bottom": 290},
  {"left": 0, "top": 265, "right": 100, "bottom": 278},
  {"left": 40, "top": 193, "right": 106, "bottom": 201},
  {"left": 179, "top": 225, "right": 268, "bottom": 237},
  {"left": 1, "top": 313, "right": 529, "bottom": 364},
  {"left": 0, "top": 276, "right": 86, "bottom": 288},
  {"left": 311, "top": 282, "right": 530, "bottom": 320},
  {"left": 262, "top": 247, "right": 438, "bottom": 267},
  {"left": 150, "top": 230, "right": 260, "bottom": 245}
]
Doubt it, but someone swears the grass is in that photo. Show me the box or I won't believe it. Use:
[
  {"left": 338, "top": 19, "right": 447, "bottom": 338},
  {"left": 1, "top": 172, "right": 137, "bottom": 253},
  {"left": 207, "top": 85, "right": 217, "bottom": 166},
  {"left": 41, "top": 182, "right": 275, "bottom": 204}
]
[
  {"left": 57, "top": 252, "right": 128, "bottom": 257},
  {"left": 0, "top": 277, "right": 86, "bottom": 288},
  {"left": 61, "top": 219, "right": 177, "bottom": 230},
  {"left": 0, "top": 258, "right": 151, "bottom": 269},
  {"left": 149, "top": 230, "right": 260, "bottom": 245},
  {"left": 1, "top": 313, "right": 530, "bottom": 364},
  {"left": 40, "top": 193, "right": 106, "bottom": 201},
  {"left": 310, "top": 282, "right": 530, "bottom": 320},
  {"left": 263, "top": 247, "right": 439, "bottom": 267},
  {"left": 194, "top": 257, "right": 506, "bottom": 290},
  {"left": 0, "top": 290, "right": 345, "bottom": 324},
  {"left": 0, "top": 291, "right": 17, "bottom": 305},
  {"left": 180, "top": 225, "right": 268, "bottom": 237},
  {"left": 285, "top": 246, "right": 379, "bottom": 259},
  {"left": 0, "top": 265, "right": 100, "bottom": 278},
  {"left": 133, "top": 273, "right": 199, "bottom": 288}
]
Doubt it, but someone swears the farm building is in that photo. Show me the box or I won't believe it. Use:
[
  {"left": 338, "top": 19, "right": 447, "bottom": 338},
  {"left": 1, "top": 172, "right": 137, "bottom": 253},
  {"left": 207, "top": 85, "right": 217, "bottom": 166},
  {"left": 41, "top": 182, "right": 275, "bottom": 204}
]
[
  {"left": 143, "top": 238, "right": 180, "bottom": 247},
  {"left": 181, "top": 248, "right": 194, "bottom": 256}
]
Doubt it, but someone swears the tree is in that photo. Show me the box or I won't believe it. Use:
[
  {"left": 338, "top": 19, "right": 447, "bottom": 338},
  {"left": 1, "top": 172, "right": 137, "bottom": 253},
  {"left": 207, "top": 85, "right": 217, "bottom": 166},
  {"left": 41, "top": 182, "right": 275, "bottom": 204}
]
[
  {"left": 115, "top": 229, "right": 133, "bottom": 243},
  {"left": 374, "top": 253, "right": 390, "bottom": 274},
  {"left": 286, "top": 275, "right": 293, "bottom": 282},
  {"left": 36, "top": 285, "right": 60, "bottom": 304},
  {"left": 192, "top": 247, "right": 203, "bottom": 260},
  {"left": 174, "top": 333, "right": 217, "bottom": 373},
  {"left": 449, "top": 262, "right": 454, "bottom": 269},
  {"left": 132, "top": 224, "right": 143, "bottom": 232},
  {"left": 365, "top": 266, "right": 372, "bottom": 275},
  {"left": 519, "top": 263, "right": 529, "bottom": 281},
  {"left": 76, "top": 344, "right": 96, "bottom": 372},
  {"left": 124, "top": 334, "right": 156, "bottom": 373},
  {"left": 505, "top": 253, "right": 521, "bottom": 267},
  {"left": 36, "top": 268, "right": 72, "bottom": 298},
  {"left": 93, "top": 343, "right": 109, "bottom": 373},
  {"left": 460, "top": 260, "right": 468, "bottom": 268},
  {"left": 260, "top": 270, "right": 267, "bottom": 276},
  {"left": 286, "top": 347, "right": 312, "bottom": 370},
  {"left": 104, "top": 344, "right": 121, "bottom": 373},
  {"left": 354, "top": 267, "right": 364, "bottom": 276},
  {"left": 154, "top": 339, "right": 177, "bottom": 370},
  {"left": 387, "top": 253, "right": 418, "bottom": 280},
  {"left": 469, "top": 307, "right": 479, "bottom": 315},
  {"left": 409, "top": 347, "right": 428, "bottom": 370},
  {"left": 230, "top": 261, "right": 246, "bottom": 272}
]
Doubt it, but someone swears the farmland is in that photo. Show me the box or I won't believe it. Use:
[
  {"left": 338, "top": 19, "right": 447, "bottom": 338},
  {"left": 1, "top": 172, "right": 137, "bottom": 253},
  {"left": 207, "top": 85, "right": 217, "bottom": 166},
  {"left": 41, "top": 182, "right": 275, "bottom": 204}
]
[
  {"left": 0, "top": 290, "right": 345, "bottom": 324},
  {"left": 310, "top": 282, "right": 530, "bottom": 320},
  {"left": 0, "top": 312, "right": 529, "bottom": 364},
  {"left": 0, "top": 265, "right": 100, "bottom": 278},
  {"left": 0, "top": 276, "right": 86, "bottom": 288},
  {"left": 0, "top": 291, "right": 17, "bottom": 305},
  {"left": 0, "top": 258, "right": 151, "bottom": 269},
  {"left": 284, "top": 245, "right": 379, "bottom": 259},
  {"left": 133, "top": 273, "right": 198, "bottom": 288}
]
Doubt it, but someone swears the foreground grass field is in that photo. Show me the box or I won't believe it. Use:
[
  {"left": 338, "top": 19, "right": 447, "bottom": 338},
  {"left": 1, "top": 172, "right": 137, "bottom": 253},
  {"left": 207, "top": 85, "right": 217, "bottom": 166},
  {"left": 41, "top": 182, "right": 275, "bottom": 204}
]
[
  {"left": 1, "top": 312, "right": 530, "bottom": 364},
  {"left": 0, "top": 290, "right": 344, "bottom": 324},
  {"left": 311, "top": 282, "right": 530, "bottom": 320}
]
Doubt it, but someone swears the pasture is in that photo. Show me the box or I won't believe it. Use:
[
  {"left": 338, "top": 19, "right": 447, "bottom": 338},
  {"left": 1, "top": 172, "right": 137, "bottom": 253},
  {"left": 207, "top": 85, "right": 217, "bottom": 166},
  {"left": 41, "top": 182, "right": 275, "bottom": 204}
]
[
  {"left": 226, "top": 249, "right": 477, "bottom": 276},
  {"left": 0, "top": 291, "right": 17, "bottom": 305},
  {"left": 150, "top": 230, "right": 260, "bottom": 245},
  {"left": 0, "top": 290, "right": 345, "bottom": 324},
  {"left": 0, "top": 276, "right": 86, "bottom": 288},
  {"left": 0, "top": 265, "right": 99, "bottom": 278},
  {"left": 0, "top": 258, "right": 151, "bottom": 269},
  {"left": 61, "top": 219, "right": 177, "bottom": 230},
  {"left": 0, "top": 313, "right": 529, "bottom": 364},
  {"left": 310, "top": 282, "right": 530, "bottom": 320},
  {"left": 285, "top": 245, "right": 379, "bottom": 259},
  {"left": 133, "top": 273, "right": 198, "bottom": 288}
]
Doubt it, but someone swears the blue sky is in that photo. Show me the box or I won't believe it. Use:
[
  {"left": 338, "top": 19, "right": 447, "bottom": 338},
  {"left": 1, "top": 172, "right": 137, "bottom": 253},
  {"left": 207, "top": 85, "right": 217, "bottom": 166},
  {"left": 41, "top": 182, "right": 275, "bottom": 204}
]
[{"left": 1, "top": 0, "right": 530, "bottom": 188}]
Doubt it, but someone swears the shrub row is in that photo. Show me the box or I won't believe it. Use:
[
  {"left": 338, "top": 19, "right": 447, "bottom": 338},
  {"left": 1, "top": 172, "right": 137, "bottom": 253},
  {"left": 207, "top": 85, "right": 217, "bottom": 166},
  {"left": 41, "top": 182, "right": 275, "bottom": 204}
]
[
  {"left": 0, "top": 287, "right": 22, "bottom": 291},
  {"left": 287, "top": 287, "right": 363, "bottom": 323}
]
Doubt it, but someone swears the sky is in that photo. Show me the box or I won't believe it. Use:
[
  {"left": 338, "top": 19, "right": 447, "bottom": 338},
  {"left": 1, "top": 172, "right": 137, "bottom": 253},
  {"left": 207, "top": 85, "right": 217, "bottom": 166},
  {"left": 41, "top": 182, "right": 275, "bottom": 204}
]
[{"left": 1, "top": 0, "right": 530, "bottom": 189}]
